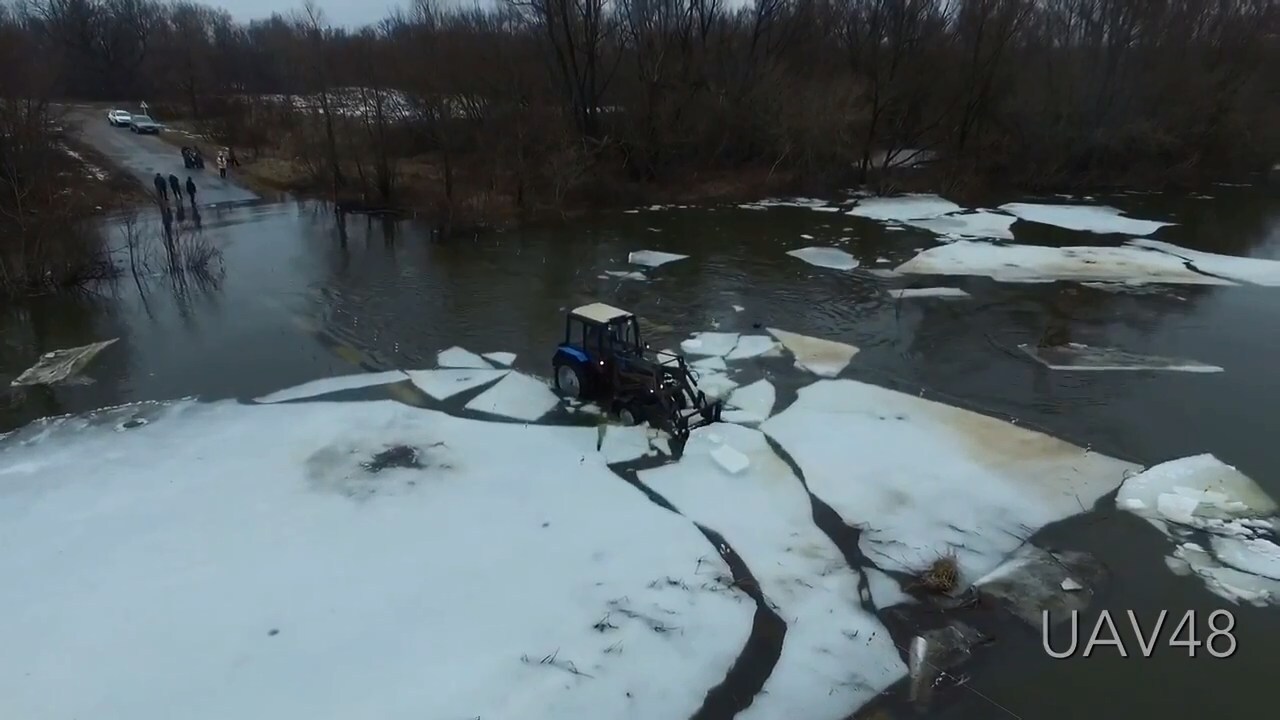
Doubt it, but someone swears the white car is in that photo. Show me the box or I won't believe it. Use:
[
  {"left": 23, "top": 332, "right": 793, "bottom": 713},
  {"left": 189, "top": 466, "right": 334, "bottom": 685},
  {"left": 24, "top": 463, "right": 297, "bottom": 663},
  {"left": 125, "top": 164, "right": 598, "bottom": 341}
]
[{"left": 107, "top": 109, "right": 132, "bottom": 127}]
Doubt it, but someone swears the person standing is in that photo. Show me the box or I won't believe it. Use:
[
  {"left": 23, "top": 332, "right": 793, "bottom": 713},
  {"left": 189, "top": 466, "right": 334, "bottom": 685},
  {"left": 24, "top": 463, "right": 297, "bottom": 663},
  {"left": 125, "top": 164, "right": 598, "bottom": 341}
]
[
  {"left": 216, "top": 152, "right": 227, "bottom": 179},
  {"left": 153, "top": 172, "right": 168, "bottom": 204},
  {"left": 168, "top": 173, "right": 182, "bottom": 202},
  {"left": 228, "top": 147, "right": 240, "bottom": 167},
  {"left": 185, "top": 176, "right": 197, "bottom": 206}
]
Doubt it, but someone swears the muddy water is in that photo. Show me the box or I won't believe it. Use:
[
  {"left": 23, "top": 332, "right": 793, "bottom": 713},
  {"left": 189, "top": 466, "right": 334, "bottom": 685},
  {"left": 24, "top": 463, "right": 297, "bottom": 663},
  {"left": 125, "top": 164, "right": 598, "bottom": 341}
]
[{"left": 2, "top": 188, "right": 1279, "bottom": 718}]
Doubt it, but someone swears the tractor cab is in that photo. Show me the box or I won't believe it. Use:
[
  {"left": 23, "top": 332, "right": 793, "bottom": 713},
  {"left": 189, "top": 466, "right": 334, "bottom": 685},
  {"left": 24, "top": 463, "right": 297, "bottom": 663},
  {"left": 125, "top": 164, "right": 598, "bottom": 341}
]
[{"left": 551, "top": 302, "right": 722, "bottom": 452}]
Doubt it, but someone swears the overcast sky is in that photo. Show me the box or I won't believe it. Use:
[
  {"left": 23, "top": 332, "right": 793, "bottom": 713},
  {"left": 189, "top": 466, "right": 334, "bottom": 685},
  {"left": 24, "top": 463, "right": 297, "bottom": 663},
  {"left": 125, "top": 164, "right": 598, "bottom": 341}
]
[{"left": 213, "top": 0, "right": 414, "bottom": 28}]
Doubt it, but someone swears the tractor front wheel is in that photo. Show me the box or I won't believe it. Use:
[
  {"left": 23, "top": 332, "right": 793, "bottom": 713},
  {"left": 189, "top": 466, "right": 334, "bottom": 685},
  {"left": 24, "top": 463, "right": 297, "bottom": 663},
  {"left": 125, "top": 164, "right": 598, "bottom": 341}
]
[{"left": 555, "top": 363, "right": 584, "bottom": 399}]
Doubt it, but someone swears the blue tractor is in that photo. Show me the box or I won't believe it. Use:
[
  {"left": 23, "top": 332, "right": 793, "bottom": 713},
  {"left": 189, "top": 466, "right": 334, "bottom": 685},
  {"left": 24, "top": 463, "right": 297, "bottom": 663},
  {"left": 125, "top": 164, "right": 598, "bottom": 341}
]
[{"left": 552, "top": 302, "right": 723, "bottom": 447}]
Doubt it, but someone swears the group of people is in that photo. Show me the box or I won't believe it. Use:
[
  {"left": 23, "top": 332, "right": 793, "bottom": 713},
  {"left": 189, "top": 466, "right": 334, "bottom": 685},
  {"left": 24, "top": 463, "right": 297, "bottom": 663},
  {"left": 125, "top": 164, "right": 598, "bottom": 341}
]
[{"left": 154, "top": 172, "right": 197, "bottom": 207}]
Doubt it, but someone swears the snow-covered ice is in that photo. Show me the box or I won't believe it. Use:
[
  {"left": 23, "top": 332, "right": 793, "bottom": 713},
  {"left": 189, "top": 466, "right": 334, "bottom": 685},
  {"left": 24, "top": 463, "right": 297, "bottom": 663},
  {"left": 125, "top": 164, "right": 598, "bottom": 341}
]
[
  {"left": 761, "top": 380, "right": 1139, "bottom": 579},
  {"left": 10, "top": 339, "right": 117, "bottom": 387},
  {"left": 1128, "top": 239, "right": 1280, "bottom": 286},
  {"left": 482, "top": 352, "right": 517, "bottom": 367},
  {"left": 628, "top": 250, "right": 688, "bottom": 268},
  {"left": 766, "top": 328, "right": 859, "bottom": 378},
  {"left": 464, "top": 372, "right": 562, "bottom": 422},
  {"left": 641, "top": 425, "right": 906, "bottom": 720},
  {"left": 599, "top": 424, "right": 662, "bottom": 464},
  {"left": 681, "top": 332, "right": 741, "bottom": 357},
  {"left": 406, "top": 368, "right": 508, "bottom": 400},
  {"left": 888, "top": 287, "right": 971, "bottom": 300},
  {"left": 693, "top": 371, "right": 739, "bottom": 400},
  {"left": 904, "top": 211, "right": 1017, "bottom": 240},
  {"left": 998, "top": 202, "right": 1172, "bottom": 236},
  {"left": 726, "top": 335, "right": 782, "bottom": 361},
  {"left": 1116, "top": 454, "right": 1280, "bottom": 606},
  {"left": 724, "top": 379, "right": 777, "bottom": 425},
  {"left": 692, "top": 356, "right": 729, "bottom": 372},
  {"left": 786, "top": 246, "right": 859, "bottom": 271},
  {"left": 895, "top": 240, "right": 1236, "bottom": 285},
  {"left": 0, "top": 400, "right": 754, "bottom": 720},
  {"left": 1020, "top": 343, "right": 1223, "bottom": 373},
  {"left": 710, "top": 444, "right": 751, "bottom": 475},
  {"left": 254, "top": 370, "right": 410, "bottom": 403},
  {"left": 732, "top": 305, "right": 745, "bottom": 312},
  {"left": 847, "top": 194, "right": 962, "bottom": 222},
  {"left": 437, "top": 346, "right": 493, "bottom": 369}
]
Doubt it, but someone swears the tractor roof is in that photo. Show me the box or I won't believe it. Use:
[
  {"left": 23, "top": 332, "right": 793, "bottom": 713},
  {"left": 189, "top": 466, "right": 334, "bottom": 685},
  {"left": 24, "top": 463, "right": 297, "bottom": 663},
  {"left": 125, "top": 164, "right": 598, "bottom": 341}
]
[{"left": 571, "top": 302, "right": 633, "bottom": 324}]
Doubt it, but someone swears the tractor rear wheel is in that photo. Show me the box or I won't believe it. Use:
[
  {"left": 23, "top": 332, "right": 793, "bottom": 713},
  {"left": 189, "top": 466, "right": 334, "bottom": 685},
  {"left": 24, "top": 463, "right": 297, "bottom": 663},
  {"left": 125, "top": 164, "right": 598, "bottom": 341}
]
[{"left": 555, "top": 363, "right": 584, "bottom": 399}]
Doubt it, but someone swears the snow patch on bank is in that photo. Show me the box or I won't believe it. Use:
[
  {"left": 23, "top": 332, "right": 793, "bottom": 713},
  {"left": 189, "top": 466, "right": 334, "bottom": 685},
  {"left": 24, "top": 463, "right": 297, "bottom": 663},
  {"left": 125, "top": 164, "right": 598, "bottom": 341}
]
[
  {"left": 0, "top": 400, "right": 753, "bottom": 720},
  {"left": 761, "top": 380, "right": 1139, "bottom": 580},
  {"left": 1117, "top": 454, "right": 1280, "bottom": 606}
]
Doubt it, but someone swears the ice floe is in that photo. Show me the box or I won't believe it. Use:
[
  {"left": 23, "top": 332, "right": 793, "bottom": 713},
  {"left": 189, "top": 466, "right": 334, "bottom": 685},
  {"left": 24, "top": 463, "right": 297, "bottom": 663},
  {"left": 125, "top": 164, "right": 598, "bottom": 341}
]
[
  {"left": 691, "top": 356, "right": 729, "bottom": 372},
  {"left": 601, "top": 270, "right": 648, "bottom": 281},
  {"left": 998, "top": 202, "right": 1173, "bottom": 236},
  {"left": 737, "top": 197, "right": 837, "bottom": 212},
  {"left": 786, "top": 246, "right": 860, "bottom": 271},
  {"left": 974, "top": 544, "right": 1106, "bottom": 627},
  {"left": 766, "top": 328, "right": 859, "bottom": 378},
  {"left": 1117, "top": 454, "right": 1280, "bottom": 606},
  {"left": 599, "top": 424, "right": 667, "bottom": 464},
  {"left": 692, "top": 371, "right": 739, "bottom": 400},
  {"left": 904, "top": 210, "right": 1017, "bottom": 240},
  {"left": 761, "top": 380, "right": 1139, "bottom": 579},
  {"left": 628, "top": 250, "right": 688, "bottom": 267},
  {"left": 680, "top": 332, "right": 741, "bottom": 357},
  {"left": 888, "top": 287, "right": 971, "bottom": 300},
  {"left": 464, "top": 372, "right": 561, "bottom": 422},
  {"left": 482, "top": 351, "right": 517, "bottom": 367},
  {"left": 724, "top": 379, "right": 777, "bottom": 425},
  {"left": 254, "top": 370, "right": 410, "bottom": 403},
  {"left": 0, "top": 400, "right": 754, "bottom": 720},
  {"left": 847, "top": 194, "right": 962, "bottom": 222},
  {"left": 437, "top": 346, "right": 493, "bottom": 369},
  {"left": 895, "top": 240, "right": 1235, "bottom": 285},
  {"left": 726, "top": 335, "right": 782, "bottom": 361},
  {"left": 10, "top": 339, "right": 117, "bottom": 387},
  {"left": 1020, "top": 343, "right": 1223, "bottom": 373},
  {"left": 405, "top": 368, "right": 508, "bottom": 400},
  {"left": 1129, "top": 238, "right": 1280, "bottom": 286},
  {"left": 641, "top": 424, "right": 906, "bottom": 720}
]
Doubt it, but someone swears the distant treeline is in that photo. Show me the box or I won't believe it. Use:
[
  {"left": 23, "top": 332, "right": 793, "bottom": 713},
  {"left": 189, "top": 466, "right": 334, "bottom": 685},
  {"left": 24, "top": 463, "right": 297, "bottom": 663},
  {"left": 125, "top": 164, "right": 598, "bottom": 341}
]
[{"left": 4, "top": 0, "right": 1280, "bottom": 216}]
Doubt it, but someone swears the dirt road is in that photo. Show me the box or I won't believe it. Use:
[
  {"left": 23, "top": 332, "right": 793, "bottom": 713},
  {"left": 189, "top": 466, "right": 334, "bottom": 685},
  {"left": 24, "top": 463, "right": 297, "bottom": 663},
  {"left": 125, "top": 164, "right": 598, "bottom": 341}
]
[{"left": 66, "top": 107, "right": 258, "bottom": 206}]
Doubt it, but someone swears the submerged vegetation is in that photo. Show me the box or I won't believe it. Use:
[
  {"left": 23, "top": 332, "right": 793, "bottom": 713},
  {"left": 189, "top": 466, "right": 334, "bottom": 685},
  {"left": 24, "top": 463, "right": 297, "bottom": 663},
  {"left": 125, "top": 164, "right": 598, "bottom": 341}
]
[{"left": 1, "top": 0, "right": 1275, "bottom": 232}]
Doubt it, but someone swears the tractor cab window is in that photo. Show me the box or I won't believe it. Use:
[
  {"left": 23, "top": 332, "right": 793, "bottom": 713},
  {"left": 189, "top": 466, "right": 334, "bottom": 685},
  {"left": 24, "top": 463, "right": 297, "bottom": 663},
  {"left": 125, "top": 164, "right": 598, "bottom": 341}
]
[
  {"left": 612, "top": 319, "right": 639, "bottom": 352},
  {"left": 580, "top": 322, "right": 603, "bottom": 352}
]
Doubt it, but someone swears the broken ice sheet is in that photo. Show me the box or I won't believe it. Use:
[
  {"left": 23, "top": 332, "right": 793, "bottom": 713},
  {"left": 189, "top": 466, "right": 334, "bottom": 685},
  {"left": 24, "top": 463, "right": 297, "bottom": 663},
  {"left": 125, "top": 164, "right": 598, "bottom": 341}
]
[
  {"left": 725, "top": 335, "right": 781, "bottom": 361},
  {"left": 10, "top": 339, "right": 118, "bottom": 387},
  {"left": 1020, "top": 343, "right": 1223, "bottom": 373},
  {"left": 761, "top": 380, "right": 1139, "bottom": 580},
  {"left": 628, "top": 250, "right": 688, "bottom": 268},
  {"left": 693, "top": 371, "right": 739, "bottom": 400},
  {"left": 405, "top": 368, "right": 508, "bottom": 400},
  {"left": 786, "top": 246, "right": 859, "bottom": 271},
  {"left": 254, "top": 370, "right": 410, "bottom": 403},
  {"left": 973, "top": 544, "right": 1105, "bottom": 628},
  {"left": 482, "top": 351, "right": 517, "bottom": 367},
  {"left": 437, "top": 346, "right": 493, "bottom": 369},
  {"left": 1117, "top": 454, "right": 1280, "bottom": 606},
  {"left": 464, "top": 371, "right": 561, "bottom": 422},
  {"left": 846, "top": 194, "right": 962, "bottom": 222},
  {"left": 0, "top": 399, "right": 752, "bottom": 719},
  {"left": 601, "top": 270, "right": 648, "bottom": 281},
  {"left": 1128, "top": 238, "right": 1280, "bottom": 287},
  {"left": 998, "top": 202, "right": 1173, "bottom": 236},
  {"left": 724, "top": 379, "right": 776, "bottom": 425},
  {"left": 641, "top": 424, "right": 906, "bottom": 720},
  {"left": 895, "top": 240, "right": 1236, "bottom": 285},
  {"left": 888, "top": 287, "right": 970, "bottom": 300},
  {"left": 766, "top": 328, "right": 859, "bottom": 378},
  {"left": 680, "top": 332, "right": 740, "bottom": 357},
  {"left": 904, "top": 210, "right": 1017, "bottom": 240}
]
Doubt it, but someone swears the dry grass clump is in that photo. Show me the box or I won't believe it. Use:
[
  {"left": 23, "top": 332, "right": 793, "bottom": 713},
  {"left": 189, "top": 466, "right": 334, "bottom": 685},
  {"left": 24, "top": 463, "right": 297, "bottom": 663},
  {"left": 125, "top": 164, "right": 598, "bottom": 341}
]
[{"left": 916, "top": 553, "right": 960, "bottom": 594}]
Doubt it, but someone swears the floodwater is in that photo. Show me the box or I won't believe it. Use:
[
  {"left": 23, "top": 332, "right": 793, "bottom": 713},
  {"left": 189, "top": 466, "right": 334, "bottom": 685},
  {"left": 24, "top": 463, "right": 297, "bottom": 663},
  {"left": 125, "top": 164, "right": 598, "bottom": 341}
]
[{"left": 2, "top": 187, "right": 1279, "bottom": 718}]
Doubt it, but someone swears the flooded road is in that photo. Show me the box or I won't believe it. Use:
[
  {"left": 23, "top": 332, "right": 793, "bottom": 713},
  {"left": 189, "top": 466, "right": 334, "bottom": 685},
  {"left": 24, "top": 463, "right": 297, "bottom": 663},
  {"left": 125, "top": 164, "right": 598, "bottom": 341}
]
[{"left": 2, "top": 187, "right": 1279, "bottom": 718}]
